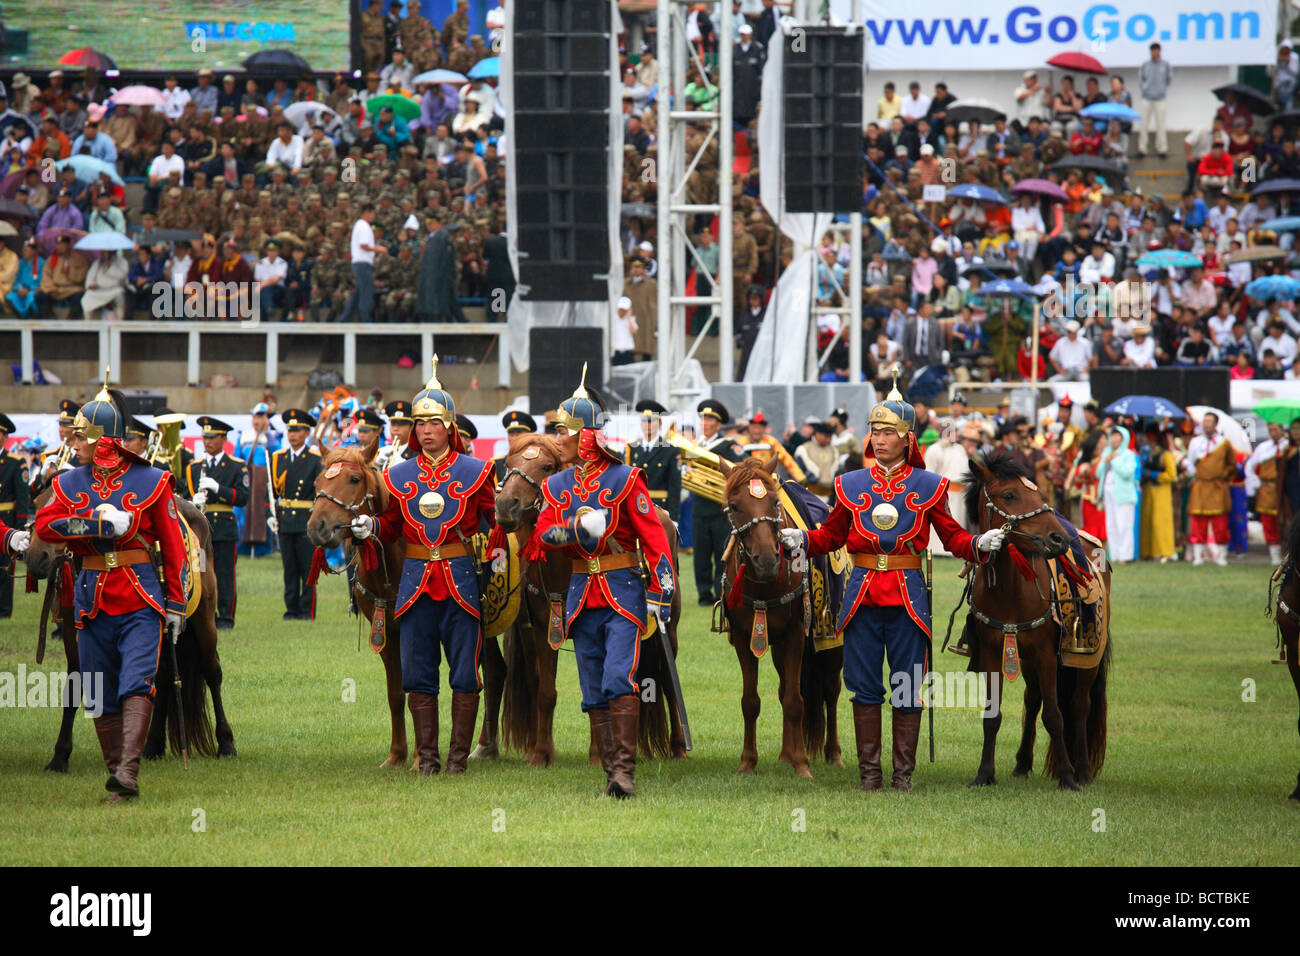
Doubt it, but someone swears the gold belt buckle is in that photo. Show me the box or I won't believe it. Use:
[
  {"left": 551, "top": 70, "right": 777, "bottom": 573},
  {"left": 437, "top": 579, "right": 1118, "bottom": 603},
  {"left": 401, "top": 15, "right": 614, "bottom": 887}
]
[
  {"left": 429, "top": 546, "right": 441, "bottom": 561},
  {"left": 105, "top": 551, "right": 119, "bottom": 569},
  {"left": 587, "top": 558, "right": 600, "bottom": 574},
  {"left": 875, "top": 555, "right": 888, "bottom": 571}
]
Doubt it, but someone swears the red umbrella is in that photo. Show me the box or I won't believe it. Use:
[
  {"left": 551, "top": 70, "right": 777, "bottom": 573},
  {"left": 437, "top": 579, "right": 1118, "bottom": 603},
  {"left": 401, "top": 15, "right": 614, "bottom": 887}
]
[
  {"left": 58, "top": 48, "right": 117, "bottom": 71},
  {"left": 1047, "top": 52, "right": 1106, "bottom": 76}
]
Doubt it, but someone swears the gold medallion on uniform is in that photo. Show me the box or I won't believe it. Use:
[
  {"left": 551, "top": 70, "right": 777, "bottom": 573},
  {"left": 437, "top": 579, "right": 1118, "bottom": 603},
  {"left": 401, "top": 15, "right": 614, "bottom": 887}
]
[
  {"left": 871, "top": 501, "right": 898, "bottom": 530},
  {"left": 418, "top": 491, "right": 445, "bottom": 518}
]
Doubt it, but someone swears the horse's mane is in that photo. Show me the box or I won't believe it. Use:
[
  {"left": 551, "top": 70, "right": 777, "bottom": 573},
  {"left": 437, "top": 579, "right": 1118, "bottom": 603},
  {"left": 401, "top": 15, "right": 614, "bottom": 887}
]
[
  {"left": 963, "top": 450, "right": 1032, "bottom": 531},
  {"left": 724, "top": 457, "right": 777, "bottom": 498},
  {"left": 508, "top": 432, "right": 561, "bottom": 466}
]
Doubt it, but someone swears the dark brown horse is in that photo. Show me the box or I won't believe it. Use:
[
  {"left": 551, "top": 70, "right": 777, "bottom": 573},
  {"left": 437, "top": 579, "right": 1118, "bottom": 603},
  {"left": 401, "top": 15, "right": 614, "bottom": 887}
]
[
  {"left": 24, "top": 485, "right": 234, "bottom": 768},
  {"left": 489, "top": 433, "right": 688, "bottom": 764},
  {"left": 306, "top": 446, "right": 409, "bottom": 768},
  {"left": 1267, "top": 515, "right": 1300, "bottom": 802},
  {"left": 718, "top": 456, "right": 841, "bottom": 777},
  {"left": 962, "top": 453, "right": 1110, "bottom": 792}
]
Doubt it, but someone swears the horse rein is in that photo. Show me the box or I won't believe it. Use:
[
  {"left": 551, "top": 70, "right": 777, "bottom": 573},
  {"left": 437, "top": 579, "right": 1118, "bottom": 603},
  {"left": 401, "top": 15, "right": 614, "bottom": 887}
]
[
  {"left": 314, "top": 462, "right": 377, "bottom": 521},
  {"left": 497, "top": 466, "right": 545, "bottom": 515},
  {"left": 725, "top": 497, "right": 788, "bottom": 575},
  {"left": 982, "top": 485, "right": 1053, "bottom": 546}
]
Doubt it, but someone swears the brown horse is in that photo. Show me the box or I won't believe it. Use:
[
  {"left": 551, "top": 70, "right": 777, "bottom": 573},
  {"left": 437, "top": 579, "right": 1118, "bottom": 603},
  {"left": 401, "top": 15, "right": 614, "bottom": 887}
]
[
  {"left": 24, "top": 485, "right": 234, "bottom": 768},
  {"left": 1267, "top": 515, "right": 1300, "bottom": 802},
  {"left": 718, "top": 456, "right": 840, "bottom": 777},
  {"left": 305, "top": 446, "right": 409, "bottom": 768},
  {"left": 489, "top": 433, "right": 688, "bottom": 764},
  {"left": 962, "top": 453, "right": 1110, "bottom": 792}
]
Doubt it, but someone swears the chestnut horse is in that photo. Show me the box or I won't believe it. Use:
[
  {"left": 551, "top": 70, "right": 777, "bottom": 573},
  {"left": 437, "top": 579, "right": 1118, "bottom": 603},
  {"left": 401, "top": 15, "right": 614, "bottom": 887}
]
[
  {"left": 962, "top": 453, "right": 1110, "bottom": 792},
  {"left": 24, "top": 486, "right": 234, "bottom": 769},
  {"left": 1266, "top": 515, "right": 1300, "bottom": 802},
  {"left": 718, "top": 456, "right": 841, "bottom": 777},
  {"left": 305, "top": 446, "right": 410, "bottom": 768},
  {"left": 489, "top": 433, "right": 688, "bottom": 764}
]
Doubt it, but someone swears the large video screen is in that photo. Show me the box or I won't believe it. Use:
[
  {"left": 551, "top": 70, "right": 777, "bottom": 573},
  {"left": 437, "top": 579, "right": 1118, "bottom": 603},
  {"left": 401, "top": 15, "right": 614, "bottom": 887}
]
[{"left": 2, "top": 1, "right": 352, "bottom": 73}]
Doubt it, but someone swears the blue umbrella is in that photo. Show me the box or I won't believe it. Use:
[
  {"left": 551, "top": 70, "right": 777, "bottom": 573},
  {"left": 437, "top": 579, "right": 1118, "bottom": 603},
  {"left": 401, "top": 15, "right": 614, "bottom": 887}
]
[
  {"left": 75, "top": 231, "right": 135, "bottom": 252},
  {"left": 1079, "top": 103, "right": 1141, "bottom": 123},
  {"left": 1104, "top": 395, "right": 1187, "bottom": 419},
  {"left": 1134, "top": 249, "right": 1202, "bottom": 268},
  {"left": 981, "top": 278, "right": 1038, "bottom": 298},
  {"left": 1258, "top": 216, "right": 1300, "bottom": 233},
  {"left": 948, "top": 183, "right": 1005, "bottom": 204},
  {"left": 55, "top": 155, "right": 123, "bottom": 186},
  {"left": 467, "top": 57, "right": 499, "bottom": 80},
  {"left": 1251, "top": 177, "right": 1300, "bottom": 196},
  {"left": 1245, "top": 275, "right": 1300, "bottom": 301},
  {"left": 412, "top": 69, "right": 468, "bottom": 85}
]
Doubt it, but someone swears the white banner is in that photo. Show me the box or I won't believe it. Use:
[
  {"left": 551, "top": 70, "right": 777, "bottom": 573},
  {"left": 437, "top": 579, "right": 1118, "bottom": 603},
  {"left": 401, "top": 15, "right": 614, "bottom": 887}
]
[{"left": 834, "top": 0, "right": 1275, "bottom": 70}]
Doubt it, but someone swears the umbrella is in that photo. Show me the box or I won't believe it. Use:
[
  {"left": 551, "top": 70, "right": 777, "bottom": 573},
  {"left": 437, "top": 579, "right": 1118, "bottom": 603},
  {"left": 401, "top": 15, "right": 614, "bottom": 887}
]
[
  {"left": 0, "top": 114, "right": 34, "bottom": 137},
  {"left": 621, "top": 202, "right": 655, "bottom": 218},
  {"left": 111, "top": 85, "right": 165, "bottom": 107},
  {"left": 981, "top": 278, "right": 1038, "bottom": 298},
  {"left": 55, "top": 155, "right": 124, "bottom": 186},
  {"left": 1079, "top": 103, "right": 1140, "bottom": 123},
  {"left": 945, "top": 99, "right": 1006, "bottom": 124},
  {"left": 1104, "top": 395, "right": 1186, "bottom": 419},
  {"left": 881, "top": 244, "right": 912, "bottom": 262},
  {"left": 1047, "top": 52, "right": 1106, "bottom": 75},
  {"left": 1187, "top": 405, "right": 1250, "bottom": 452},
  {"left": 948, "top": 183, "right": 1005, "bottom": 204},
  {"left": 1265, "top": 109, "right": 1300, "bottom": 128},
  {"left": 36, "top": 228, "right": 88, "bottom": 256},
  {"left": 1258, "top": 216, "right": 1300, "bottom": 233},
  {"left": 1225, "top": 244, "right": 1287, "bottom": 264},
  {"left": 0, "top": 221, "right": 16, "bottom": 237},
  {"left": 243, "top": 50, "right": 311, "bottom": 75},
  {"left": 978, "top": 256, "right": 1019, "bottom": 277},
  {"left": 0, "top": 169, "right": 25, "bottom": 200},
  {"left": 0, "top": 198, "right": 36, "bottom": 220},
  {"left": 1212, "top": 83, "right": 1273, "bottom": 117},
  {"left": 1252, "top": 398, "right": 1300, "bottom": 426},
  {"left": 467, "top": 57, "right": 500, "bottom": 80},
  {"left": 1049, "top": 154, "right": 1127, "bottom": 186},
  {"left": 283, "top": 102, "right": 338, "bottom": 127},
  {"left": 75, "top": 231, "right": 134, "bottom": 252},
  {"left": 139, "top": 229, "right": 202, "bottom": 245},
  {"left": 1135, "top": 249, "right": 1202, "bottom": 268},
  {"left": 1251, "top": 178, "right": 1300, "bottom": 196},
  {"left": 1010, "top": 178, "right": 1068, "bottom": 202},
  {"left": 413, "top": 69, "right": 468, "bottom": 85},
  {"left": 1245, "top": 275, "right": 1300, "bottom": 300},
  {"left": 365, "top": 94, "right": 420, "bottom": 121},
  {"left": 59, "top": 48, "right": 117, "bottom": 71}
]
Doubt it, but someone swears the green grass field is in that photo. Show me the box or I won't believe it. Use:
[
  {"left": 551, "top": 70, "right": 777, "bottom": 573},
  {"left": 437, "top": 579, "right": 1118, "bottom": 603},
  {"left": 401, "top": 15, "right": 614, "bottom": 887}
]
[{"left": 0, "top": 556, "right": 1295, "bottom": 866}]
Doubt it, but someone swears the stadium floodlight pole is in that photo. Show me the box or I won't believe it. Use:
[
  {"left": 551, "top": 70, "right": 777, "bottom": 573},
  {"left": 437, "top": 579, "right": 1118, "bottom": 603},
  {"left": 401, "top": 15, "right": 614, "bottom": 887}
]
[
  {"left": 718, "top": 0, "right": 735, "bottom": 383},
  {"left": 848, "top": 1, "right": 863, "bottom": 385},
  {"left": 657, "top": 0, "right": 672, "bottom": 405}
]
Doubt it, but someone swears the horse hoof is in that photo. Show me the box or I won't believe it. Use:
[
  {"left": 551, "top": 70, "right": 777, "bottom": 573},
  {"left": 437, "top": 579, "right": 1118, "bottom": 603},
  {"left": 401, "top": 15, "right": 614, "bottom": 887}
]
[
  {"left": 142, "top": 746, "right": 164, "bottom": 761},
  {"left": 827, "top": 754, "right": 844, "bottom": 768},
  {"left": 737, "top": 764, "right": 756, "bottom": 775},
  {"left": 1288, "top": 790, "right": 1299, "bottom": 803},
  {"left": 1011, "top": 766, "right": 1031, "bottom": 778},
  {"left": 218, "top": 744, "right": 238, "bottom": 758},
  {"left": 795, "top": 766, "right": 813, "bottom": 780},
  {"left": 380, "top": 754, "right": 405, "bottom": 768},
  {"left": 1058, "top": 777, "right": 1082, "bottom": 792},
  {"left": 44, "top": 759, "right": 69, "bottom": 773},
  {"left": 528, "top": 752, "right": 554, "bottom": 768},
  {"left": 468, "top": 744, "right": 498, "bottom": 761},
  {"left": 671, "top": 748, "right": 690, "bottom": 761},
  {"left": 968, "top": 775, "right": 996, "bottom": 788}
]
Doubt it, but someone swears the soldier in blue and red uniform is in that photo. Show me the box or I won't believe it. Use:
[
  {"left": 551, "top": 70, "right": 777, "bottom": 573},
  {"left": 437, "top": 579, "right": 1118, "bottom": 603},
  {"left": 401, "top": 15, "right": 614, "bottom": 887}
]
[
  {"left": 532, "top": 368, "right": 675, "bottom": 798},
  {"left": 349, "top": 357, "right": 496, "bottom": 776},
  {"left": 781, "top": 383, "right": 1006, "bottom": 792},
  {"left": 34, "top": 378, "right": 188, "bottom": 802}
]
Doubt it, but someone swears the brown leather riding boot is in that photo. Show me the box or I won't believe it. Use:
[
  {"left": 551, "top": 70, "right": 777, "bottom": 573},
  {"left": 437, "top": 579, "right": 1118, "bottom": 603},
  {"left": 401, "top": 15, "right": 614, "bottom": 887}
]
[
  {"left": 107, "top": 696, "right": 154, "bottom": 798},
  {"left": 607, "top": 694, "right": 639, "bottom": 798},
  {"left": 93, "top": 712, "right": 123, "bottom": 780},
  {"left": 589, "top": 707, "right": 615, "bottom": 794},
  {"left": 891, "top": 710, "right": 923, "bottom": 792},
  {"left": 445, "top": 691, "right": 480, "bottom": 775},
  {"left": 408, "top": 692, "right": 440, "bottom": 776},
  {"left": 852, "top": 702, "right": 883, "bottom": 792}
]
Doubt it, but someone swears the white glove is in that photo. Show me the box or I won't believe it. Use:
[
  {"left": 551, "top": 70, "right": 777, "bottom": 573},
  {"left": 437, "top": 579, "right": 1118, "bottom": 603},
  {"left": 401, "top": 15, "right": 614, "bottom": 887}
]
[
  {"left": 198, "top": 476, "right": 220, "bottom": 494},
  {"left": 577, "top": 509, "right": 607, "bottom": 538},
  {"left": 779, "top": 528, "right": 805, "bottom": 552},
  {"left": 192, "top": 491, "right": 208, "bottom": 509},
  {"left": 350, "top": 515, "right": 374, "bottom": 540},
  {"left": 267, "top": 516, "right": 279, "bottom": 534},
  {"left": 99, "top": 506, "right": 131, "bottom": 536},
  {"left": 165, "top": 611, "right": 184, "bottom": 644},
  {"left": 977, "top": 528, "right": 1007, "bottom": 553},
  {"left": 8, "top": 530, "right": 30, "bottom": 553}
]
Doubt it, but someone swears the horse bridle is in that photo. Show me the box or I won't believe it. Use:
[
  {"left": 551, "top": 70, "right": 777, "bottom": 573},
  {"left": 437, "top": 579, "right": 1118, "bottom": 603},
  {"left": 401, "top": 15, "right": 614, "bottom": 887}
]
[
  {"left": 725, "top": 497, "right": 788, "bottom": 572},
  {"left": 497, "top": 466, "right": 545, "bottom": 515},
  {"left": 314, "top": 462, "right": 377, "bottom": 519}
]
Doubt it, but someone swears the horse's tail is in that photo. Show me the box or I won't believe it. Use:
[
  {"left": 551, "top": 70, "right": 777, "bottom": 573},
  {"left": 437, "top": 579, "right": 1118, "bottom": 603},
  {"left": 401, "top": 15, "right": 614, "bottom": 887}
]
[
  {"left": 1084, "top": 638, "right": 1111, "bottom": 778},
  {"left": 500, "top": 625, "right": 534, "bottom": 754},
  {"left": 1044, "top": 638, "right": 1110, "bottom": 780},
  {"left": 800, "top": 628, "right": 827, "bottom": 757},
  {"left": 637, "top": 627, "right": 672, "bottom": 759},
  {"left": 163, "top": 624, "right": 216, "bottom": 758}
]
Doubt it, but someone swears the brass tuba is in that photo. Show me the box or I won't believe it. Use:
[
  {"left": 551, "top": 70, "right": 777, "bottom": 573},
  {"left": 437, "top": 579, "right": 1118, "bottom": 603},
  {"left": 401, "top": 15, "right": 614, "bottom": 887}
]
[
  {"left": 151, "top": 412, "right": 187, "bottom": 483},
  {"left": 663, "top": 425, "right": 727, "bottom": 504}
]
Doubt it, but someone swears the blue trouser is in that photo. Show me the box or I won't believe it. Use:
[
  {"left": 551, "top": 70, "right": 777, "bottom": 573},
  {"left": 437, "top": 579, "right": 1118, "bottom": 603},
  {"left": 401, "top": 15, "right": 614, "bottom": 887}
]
[
  {"left": 570, "top": 606, "right": 640, "bottom": 712},
  {"left": 398, "top": 594, "right": 481, "bottom": 695},
  {"left": 339, "top": 262, "right": 374, "bottom": 323},
  {"left": 843, "top": 605, "right": 928, "bottom": 713},
  {"left": 77, "top": 606, "right": 164, "bottom": 715}
]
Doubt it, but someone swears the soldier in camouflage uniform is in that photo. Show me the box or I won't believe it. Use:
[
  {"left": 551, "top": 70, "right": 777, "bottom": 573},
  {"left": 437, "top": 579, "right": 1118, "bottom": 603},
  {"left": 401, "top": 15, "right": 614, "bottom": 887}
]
[
  {"left": 246, "top": 217, "right": 271, "bottom": 256},
  {"left": 267, "top": 167, "right": 294, "bottom": 210},
  {"left": 281, "top": 195, "right": 308, "bottom": 238},
  {"left": 375, "top": 192, "right": 404, "bottom": 241},
  {"left": 192, "top": 190, "right": 222, "bottom": 238},
  {"left": 157, "top": 187, "right": 194, "bottom": 230},
  {"left": 400, "top": 0, "right": 436, "bottom": 56},
  {"left": 316, "top": 167, "right": 341, "bottom": 199},
  {"left": 447, "top": 40, "right": 473, "bottom": 77},
  {"left": 312, "top": 244, "right": 346, "bottom": 321},
  {"left": 327, "top": 220, "right": 349, "bottom": 260},
  {"left": 233, "top": 174, "right": 260, "bottom": 211},
  {"left": 361, "top": 3, "right": 387, "bottom": 73},
  {"left": 380, "top": 243, "right": 418, "bottom": 321},
  {"left": 441, "top": 0, "right": 470, "bottom": 51},
  {"left": 409, "top": 34, "right": 443, "bottom": 74}
]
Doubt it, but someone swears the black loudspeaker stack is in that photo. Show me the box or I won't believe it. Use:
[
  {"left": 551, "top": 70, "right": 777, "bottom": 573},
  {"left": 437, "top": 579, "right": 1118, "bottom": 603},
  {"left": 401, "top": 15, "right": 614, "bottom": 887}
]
[
  {"left": 528, "top": 327, "right": 607, "bottom": 416},
  {"left": 783, "top": 26, "right": 864, "bottom": 213}
]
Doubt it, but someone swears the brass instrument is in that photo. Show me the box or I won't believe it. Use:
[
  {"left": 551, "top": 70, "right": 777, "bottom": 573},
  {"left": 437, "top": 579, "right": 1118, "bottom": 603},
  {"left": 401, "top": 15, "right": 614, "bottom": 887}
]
[
  {"left": 150, "top": 413, "right": 187, "bottom": 483},
  {"left": 663, "top": 425, "right": 727, "bottom": 504}
]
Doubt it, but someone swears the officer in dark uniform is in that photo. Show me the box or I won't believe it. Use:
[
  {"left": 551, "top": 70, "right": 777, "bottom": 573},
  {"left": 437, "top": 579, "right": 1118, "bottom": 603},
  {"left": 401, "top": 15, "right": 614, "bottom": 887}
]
[
  {"left": 354, "top": 407, "right": 386, "bottom": 453},
  {"left": 0, "top": 413, "right": 31, "bottom": 618},
  {"left": 692, "top": 399, "right": 740, "bottom": 605},
  {"left": 456, "top": 414, "right": 477, "bottom": 451},
  {"left": 625, "top": 400, "right": 681, "bottom": 523},
  {"left": 34, "top": 399, "right": 80, "bottom": 494},
  {"left": 270, "top": 409, "right": 323, "bottom": 621},
  {"left": 377, "top": 400, "right": 415, "bottom": 470},
  {"left": 494, "top": 410, "right": 536, "bottom": 483},
  {"left": 186, "top": 416, "right": 249, "bottom": 630},
  {"left": 120, "top": 417, "right": 154, "bottom": 460}
]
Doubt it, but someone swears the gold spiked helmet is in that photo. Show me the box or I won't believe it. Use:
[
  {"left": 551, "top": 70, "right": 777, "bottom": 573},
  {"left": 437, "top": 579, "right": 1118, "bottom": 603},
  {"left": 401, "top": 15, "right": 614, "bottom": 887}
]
[
  {"left": 72, "top": 366, "right": 125, "bottom": 442},
  {"left": 867, "top": 365, "right": 916, "bottom": 439},
  {"left": 555, "top": 363, "right": 605, "bottom": 434},
  {"left": 411, "top": 354, "right": 456, "bottom": 427}
]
